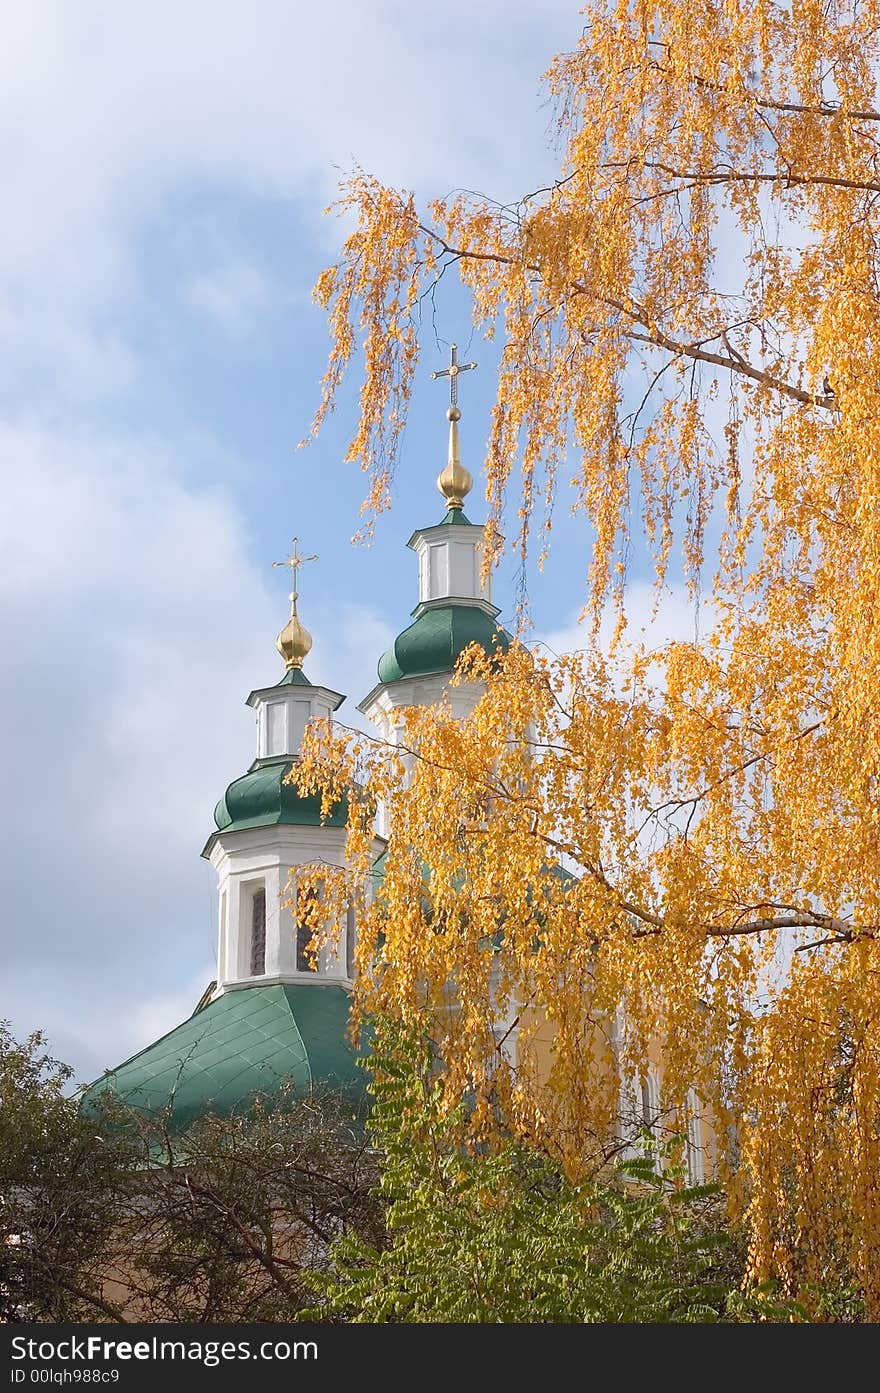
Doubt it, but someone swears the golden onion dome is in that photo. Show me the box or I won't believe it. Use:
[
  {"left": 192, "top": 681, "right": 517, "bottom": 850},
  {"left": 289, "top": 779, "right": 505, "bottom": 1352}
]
[
  {"left": 276, "top": 606, "right": 312, "bottom": 670},
  {"left": 436, "top": 405, "right": 473, "bottom": 509}
]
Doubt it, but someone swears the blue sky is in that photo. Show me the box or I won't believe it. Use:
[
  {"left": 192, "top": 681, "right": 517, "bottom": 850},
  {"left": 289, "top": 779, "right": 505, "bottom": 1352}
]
[{"left": 1, "top": 3, "right": 702, "bottom": 1083}]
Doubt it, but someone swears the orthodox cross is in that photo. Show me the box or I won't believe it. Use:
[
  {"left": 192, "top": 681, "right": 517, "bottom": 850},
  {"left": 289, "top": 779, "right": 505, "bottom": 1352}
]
[
  {"left": 273, "top": 537, "right": 317, "bottom": 601},
  {"left": 430, "top": 343, "right": 477, "bottom": 411}
]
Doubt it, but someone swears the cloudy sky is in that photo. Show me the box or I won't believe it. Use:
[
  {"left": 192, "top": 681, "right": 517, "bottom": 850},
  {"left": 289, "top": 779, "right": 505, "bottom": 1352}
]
[{"left": 1, "top": 2, "right": 704, "bottom": 1084}]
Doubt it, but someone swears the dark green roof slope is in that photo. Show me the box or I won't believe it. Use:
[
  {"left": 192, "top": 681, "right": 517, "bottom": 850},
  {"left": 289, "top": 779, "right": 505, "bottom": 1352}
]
[
  {"left": 378, "top": 604, "right": 511, "bottom": 685},
  {"left": 277, "top": 667, "right": 314, "bottom": 686},
  {"left": 213, "top": 757, "right": 348, "bottom": 833},
  {"left": 82, "top": 983, "right": 363, "bottom": 1132}
]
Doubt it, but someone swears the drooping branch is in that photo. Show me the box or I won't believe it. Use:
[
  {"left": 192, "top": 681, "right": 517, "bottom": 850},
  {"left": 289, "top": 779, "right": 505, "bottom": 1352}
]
[
  {"left": 530, "top": 830, "right": 863, "bottom": 946},
  {"left": 619, "top": 324, "right": 828, "bottom": 407}
]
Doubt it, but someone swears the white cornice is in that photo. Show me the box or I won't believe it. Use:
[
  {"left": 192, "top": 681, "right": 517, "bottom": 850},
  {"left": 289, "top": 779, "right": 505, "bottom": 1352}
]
[
  {"left": 218, "top": 974, "right": 353, "bottom": 994},
  {"left": 407, "top": 595, "right": 500, "bottom": 620},
  {"left": 245, "top": 682, "right": 345, "bottom": 711},
  {"left": 406, "top": 518, "right": 485, "bottom": 549}
]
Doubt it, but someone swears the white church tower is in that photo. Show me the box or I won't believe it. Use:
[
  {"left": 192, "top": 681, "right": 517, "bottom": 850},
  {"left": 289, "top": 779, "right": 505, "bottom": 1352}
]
[
  {"left": 359, "top": 346, "right": 511, "bottom": 834},
  {"left": 202, "top": 541, "right": 355, "bottom": 991}
]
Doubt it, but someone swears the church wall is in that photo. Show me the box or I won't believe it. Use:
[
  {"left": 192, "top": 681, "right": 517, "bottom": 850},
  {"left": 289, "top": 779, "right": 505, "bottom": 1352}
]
[
  {"left": 254, "top": 690, "right": 338, "bottom": 760},
  {"left": 363, "top": 677, "right": 487, "bottom": 837},
  {"left": 411, "top": 519, "right": 493, "bottom": 608},
  {"left": 518, "top": 998, "right": 717, "bottom": 1182},
  {"left": 209, "top": 825, "right": 352, "bottom": 990}
]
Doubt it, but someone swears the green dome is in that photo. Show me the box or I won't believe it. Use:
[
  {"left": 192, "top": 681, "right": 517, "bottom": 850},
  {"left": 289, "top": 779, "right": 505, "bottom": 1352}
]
[
  {"left": 81, "top": 983, "right": 364, "bottom": 1132},
  {"left": 378, "top": 603, "right": 511, "bottom": 685},
  {"left": 213, "top": 757, "right": 348, "bottom": 833}
]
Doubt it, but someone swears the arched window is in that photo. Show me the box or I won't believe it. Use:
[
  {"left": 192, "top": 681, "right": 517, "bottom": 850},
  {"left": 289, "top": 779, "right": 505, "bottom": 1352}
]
[
  {"left": 296, "top": 921, "right": 313, "bottom": 972},
  {"left": 249, "top": 886, "right": 266, "bottom": 976},
  {"left": 296, "top": 886, "right": 318, "bottom": 973},
  {"left": 639, "top": 1071, "right": 662, "bottom": 1172}
]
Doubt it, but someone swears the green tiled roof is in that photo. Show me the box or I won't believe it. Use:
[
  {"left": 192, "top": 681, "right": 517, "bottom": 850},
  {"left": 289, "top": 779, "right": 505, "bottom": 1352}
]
[
  {"left": 82, "top": 983, "right": 364, "bottom": 1131},
  {"left": 378, "top": 604, "right": 511, "bottom": 685},
  {"left": 213, "top": 757, "right": 348, "bottom": 834}
]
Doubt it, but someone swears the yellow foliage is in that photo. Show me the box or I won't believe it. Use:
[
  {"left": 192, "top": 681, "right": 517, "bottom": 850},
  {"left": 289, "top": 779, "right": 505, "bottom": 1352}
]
[{"left": 301, "top": 1, "right": 880, "bottom": 1315}]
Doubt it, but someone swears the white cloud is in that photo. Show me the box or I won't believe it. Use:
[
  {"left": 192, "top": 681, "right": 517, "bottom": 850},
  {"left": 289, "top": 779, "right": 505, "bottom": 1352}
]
[
  {"left": 0, "top": 1, "right": 574, "bottom": 399},
  {"left": 0, "top": 0, "right": 764, "bottom": 457},
  {"left": 538, "top": 580, "right": 715, "bottom": 665},
  {"left": 0, "top": 301, "right": 139, "bottom": 404},
  {"left": 185, "top": 261, "right": 274, "bottom": 337}
]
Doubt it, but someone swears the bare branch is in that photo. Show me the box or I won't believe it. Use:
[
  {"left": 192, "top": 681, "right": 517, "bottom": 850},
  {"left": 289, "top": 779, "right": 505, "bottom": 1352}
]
[
  {"left": 610, "top": 156, "right": 880, "bottom": 197},
  {"left": 419, "top": 225, "right": 833, "bottom": 409}
]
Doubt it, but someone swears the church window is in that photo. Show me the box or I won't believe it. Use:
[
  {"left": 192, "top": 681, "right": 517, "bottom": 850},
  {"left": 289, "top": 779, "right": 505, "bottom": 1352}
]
[
  {"left": 296, "top": 921, "right": 314, "bottom": 972},
  {"left": 267, "top": 702, "right": 286, "bottom": 755},
  {"left": 250, "top": 887, "right": 266, "bottom": 976},
  {"left": 639, "top": 1071, "right": 662, "bottom": 1172},
  {"left": 296, "top": 886, "right": 318, "bottom": 972}
]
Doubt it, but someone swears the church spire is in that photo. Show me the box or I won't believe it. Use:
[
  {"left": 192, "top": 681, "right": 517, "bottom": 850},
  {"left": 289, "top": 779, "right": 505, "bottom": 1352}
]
[
  {"left": 431, "top": 344, "right": 476, "bottom": 509},
  {"left": 273, "top": 537, "right": 317, "bottom": 670}
]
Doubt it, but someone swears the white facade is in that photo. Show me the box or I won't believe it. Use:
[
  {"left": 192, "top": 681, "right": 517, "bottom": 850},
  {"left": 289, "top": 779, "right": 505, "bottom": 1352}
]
[
  {"left": 203, "top": 671, "right": 381, "bottom": 996},
  {"left": 207, "top": 823, "right": 353, "bottom": 992},
  {"left": 360, "top": 670, "right": 487, "bottom": 732},
  {"left": 358, "top": 673, "right": 487, "bottom": 838},
  {"left": 248, "top": 680, "right": 342, "bottom": 760},
  {"left": 407, "top": 519, "right": 494, "bottom": 611}
]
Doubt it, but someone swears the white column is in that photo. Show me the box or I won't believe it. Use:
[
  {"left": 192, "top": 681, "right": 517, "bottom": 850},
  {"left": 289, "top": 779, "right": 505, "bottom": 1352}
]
[{"left": 263, "top": 864, "right": 284, "bottom": 977}]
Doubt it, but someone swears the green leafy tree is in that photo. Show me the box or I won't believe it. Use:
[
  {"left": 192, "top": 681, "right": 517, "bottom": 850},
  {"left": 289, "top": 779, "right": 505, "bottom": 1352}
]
[{"left": 308, "top": 1023, "right": 745, "bottom": 1323}]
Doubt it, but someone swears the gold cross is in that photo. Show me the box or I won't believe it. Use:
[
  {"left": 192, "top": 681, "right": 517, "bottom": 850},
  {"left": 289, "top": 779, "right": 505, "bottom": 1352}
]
[
  {"left": 430, "top": 343, "right": 477, "bottom": 410},
  {"left": 273, "top": 537, "right": 317, "bottom": 598}
]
